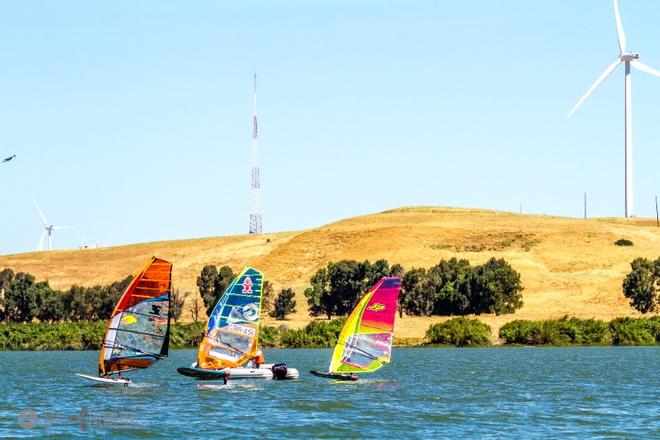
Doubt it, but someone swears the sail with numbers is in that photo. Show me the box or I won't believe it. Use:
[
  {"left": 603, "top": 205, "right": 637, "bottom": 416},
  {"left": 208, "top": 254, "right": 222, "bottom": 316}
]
[{"left": 196, "top": 267, "right": 264, "bottom": 370}]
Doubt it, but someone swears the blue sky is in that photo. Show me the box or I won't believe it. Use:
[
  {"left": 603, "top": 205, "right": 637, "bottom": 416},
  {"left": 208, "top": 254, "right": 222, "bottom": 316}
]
[{"left": 1, "top": 0, "right": 660, "bottom": 255}]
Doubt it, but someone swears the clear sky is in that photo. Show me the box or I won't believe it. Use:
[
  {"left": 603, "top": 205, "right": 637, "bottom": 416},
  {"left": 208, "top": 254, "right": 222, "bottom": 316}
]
[{"left": 2, "top": 0, "right": 660, "bottom": 255}]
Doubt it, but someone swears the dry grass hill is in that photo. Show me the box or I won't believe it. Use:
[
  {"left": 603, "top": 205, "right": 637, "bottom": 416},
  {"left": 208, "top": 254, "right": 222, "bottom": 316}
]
[{"left": 2, "top": 207, "right": 658, "bottom": 342}]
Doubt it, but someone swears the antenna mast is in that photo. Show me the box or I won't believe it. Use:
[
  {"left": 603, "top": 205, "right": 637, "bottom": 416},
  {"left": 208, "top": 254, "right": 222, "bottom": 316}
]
[{"left": 249, "top": 73, "right": 263, "bottom": 234}]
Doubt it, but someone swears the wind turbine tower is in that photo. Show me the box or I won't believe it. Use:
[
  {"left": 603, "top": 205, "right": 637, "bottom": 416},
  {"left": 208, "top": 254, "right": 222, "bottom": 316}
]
[
  {"left": 35, "top": 201, "right": 73, "bottom": 251},
  {"left": 249, "top": 73, "right": 262, "bottom": 234},
  {"left": 568, "top": 0, "right": 660, "bottom": 218}
]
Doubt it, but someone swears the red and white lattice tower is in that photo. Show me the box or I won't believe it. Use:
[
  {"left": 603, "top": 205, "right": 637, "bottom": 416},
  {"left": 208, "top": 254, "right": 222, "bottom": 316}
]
[{"left": 249, "top": 73, "right": 262, "bottom": 234}]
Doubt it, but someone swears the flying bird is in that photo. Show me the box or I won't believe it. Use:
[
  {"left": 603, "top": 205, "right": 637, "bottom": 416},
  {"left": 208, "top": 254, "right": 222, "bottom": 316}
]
[{"left": 2, "top": 155, "right": 15, "bottom": 163}]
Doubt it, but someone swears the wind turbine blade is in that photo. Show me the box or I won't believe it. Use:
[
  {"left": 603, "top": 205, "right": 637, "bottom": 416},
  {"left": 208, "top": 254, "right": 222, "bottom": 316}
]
[
  {"left": 52, "top": 226, "right": 74, "bottom": 230},
  {"left": 34, "top": 200, "right": 48, "bottom": 227},
  {"left": 613, "top": 0, "right": 626, "bottom": 55},
  {"left": 632, "top": 60, "right": 660, "bottom": 78},
  {"left": 568, "top": 59, "right": 622, "bottom": 119},
  {"left": 37, "top": 230, "right": 46, "bottom": 251}
]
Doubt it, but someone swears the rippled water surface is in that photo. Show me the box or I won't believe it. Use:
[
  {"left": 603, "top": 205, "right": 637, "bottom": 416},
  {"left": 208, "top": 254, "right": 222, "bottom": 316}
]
[{"left": 1, "top": 347, "right": 658, "bottom": 438}]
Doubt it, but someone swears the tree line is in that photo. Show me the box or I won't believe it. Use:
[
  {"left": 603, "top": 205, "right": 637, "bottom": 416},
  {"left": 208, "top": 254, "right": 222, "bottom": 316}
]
[
  {"left": 2, "top": 253, "right": 654, "bottom": 327},
  {"left": 304, "top": 257, "right": 524, "bottom": 319},
  {"left": 623, "top": 257, "right": 660, "bottom": 314},
  {"left": 0, "top": 268, "right": 186, "bottom": 323}
]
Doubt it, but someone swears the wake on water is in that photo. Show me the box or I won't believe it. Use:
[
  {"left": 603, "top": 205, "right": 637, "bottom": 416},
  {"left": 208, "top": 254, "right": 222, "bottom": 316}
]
[
  {"left": 330, "top": 379, "right": 398, "bottom": 386},
  {"left": 195, "top": 383, "right": 262, "bottom": 392},
  {"left": 127, "top": 382, "right": 159, "bottom": 389}
]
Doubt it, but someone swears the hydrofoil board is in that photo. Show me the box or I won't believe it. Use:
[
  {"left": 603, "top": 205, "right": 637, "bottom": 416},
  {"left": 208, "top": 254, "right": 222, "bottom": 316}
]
[
  {"left": 177, "top": 367, "right": 230, "bottom": 380},
  {"left": 76, "top": 373, "right": 131, "bottom": 386},
  {"left": 310, "top": 370, "right": 358, "bottom": 381}
]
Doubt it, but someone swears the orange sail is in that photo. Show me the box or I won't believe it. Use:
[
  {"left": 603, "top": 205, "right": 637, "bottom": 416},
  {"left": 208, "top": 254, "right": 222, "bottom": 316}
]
[{"left": 98, "top": 257, "right": 172, "bottom": 375}]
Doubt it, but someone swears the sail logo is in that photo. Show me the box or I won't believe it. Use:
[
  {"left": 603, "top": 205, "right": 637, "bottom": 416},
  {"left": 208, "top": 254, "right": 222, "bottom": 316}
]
[
  {"left": 228, "top": 303, "right": 259, "bottom": 323},
  {"left": 367, "top": 303, "right": 385, "bottom": 312},
  {"left": 242, "top": 277, "right": 254, "bottom": 294},
  {"left": 121, "top": 315, "right": 138, "bottom": 324}
]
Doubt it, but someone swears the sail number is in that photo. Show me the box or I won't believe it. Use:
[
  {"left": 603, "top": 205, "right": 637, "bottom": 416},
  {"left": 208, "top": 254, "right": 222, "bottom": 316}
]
[{"left": 227, "top": 324, "right": 256, "bottom": 337}]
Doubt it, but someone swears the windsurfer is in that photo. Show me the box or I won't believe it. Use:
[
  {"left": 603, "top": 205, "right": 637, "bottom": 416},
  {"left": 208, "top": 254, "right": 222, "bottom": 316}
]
[
  {"left": 254, "top": 349, "right": 265, "bottom": 368},
  {"left": 247, "top": 349, "right": 265, "bottom": 368}
]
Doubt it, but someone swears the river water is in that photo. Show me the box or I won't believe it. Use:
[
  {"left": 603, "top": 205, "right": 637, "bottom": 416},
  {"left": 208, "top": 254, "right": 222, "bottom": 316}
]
[{"left": 1, "top": 347, "right": 658, "bottom": 438}]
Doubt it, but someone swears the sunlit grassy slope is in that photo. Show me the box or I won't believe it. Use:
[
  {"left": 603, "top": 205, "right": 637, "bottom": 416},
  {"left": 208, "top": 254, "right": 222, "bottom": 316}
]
[{"left": 2, "top": 207, "right": 658, "bottom": 342}]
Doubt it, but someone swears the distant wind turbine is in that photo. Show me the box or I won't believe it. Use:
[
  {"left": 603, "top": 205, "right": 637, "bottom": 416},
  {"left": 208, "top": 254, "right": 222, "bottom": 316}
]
[
  {"left": 568, "top": 0, "right": 660, "bottom": 218},
  {"left": 35, "top": 201, "right": 73, "bottom": 251}
]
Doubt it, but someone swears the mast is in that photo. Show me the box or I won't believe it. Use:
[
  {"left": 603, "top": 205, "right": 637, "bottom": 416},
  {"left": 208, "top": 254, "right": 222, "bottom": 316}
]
[
  {"left": 249, "top": 73, "right": 263, "bottom": 234},
  {"left": 624, "top": 60, "right": 633, "bottom": 217}
]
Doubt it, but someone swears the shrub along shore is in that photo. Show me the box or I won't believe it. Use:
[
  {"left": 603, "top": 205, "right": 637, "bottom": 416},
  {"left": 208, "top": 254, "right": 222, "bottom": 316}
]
[
  {"left": 0, "top": 316, "right": 659, "bottom": 351},
  {"left": 0, "top": 320, "right": 350, "bottom": 351},
  {"left": 426, "top": 316, "right": 660, "bottom": 347}
]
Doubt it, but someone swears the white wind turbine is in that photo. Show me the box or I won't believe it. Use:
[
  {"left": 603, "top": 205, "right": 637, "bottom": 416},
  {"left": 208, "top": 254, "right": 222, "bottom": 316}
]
[
  {"left": 35, "top": 201, "right": 74, "bottom": 251},
  {"left": 568, "top": 0, "right": 660, "bottom": 218}
]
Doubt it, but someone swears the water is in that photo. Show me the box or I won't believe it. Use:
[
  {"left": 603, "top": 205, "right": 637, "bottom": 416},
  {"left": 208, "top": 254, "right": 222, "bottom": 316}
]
[{"left": 1, "top": 347, "right": 658, "bottom": 439}]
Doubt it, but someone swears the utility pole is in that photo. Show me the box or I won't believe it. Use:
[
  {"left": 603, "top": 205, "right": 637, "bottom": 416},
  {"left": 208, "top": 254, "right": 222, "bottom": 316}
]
[
  {"left": 584, "top": 192, "right": 587, "bottom": 219},
  {"left": 656, "top": 195, "right": 659, "bottom": 228}
]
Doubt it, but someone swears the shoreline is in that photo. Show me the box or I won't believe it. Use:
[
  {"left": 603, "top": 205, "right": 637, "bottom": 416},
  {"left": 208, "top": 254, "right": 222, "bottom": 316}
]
[
  {"left": 1, "top": 315, "right": 658, "bottom": 351},
  {"left": 2, "top": 343, "right": 660, "bottom": 352}
]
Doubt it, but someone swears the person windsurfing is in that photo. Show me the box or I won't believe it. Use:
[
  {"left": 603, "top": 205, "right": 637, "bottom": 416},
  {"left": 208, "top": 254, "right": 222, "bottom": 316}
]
[{"left": 254, "top": 349, "right": 265, "bottom": 368}]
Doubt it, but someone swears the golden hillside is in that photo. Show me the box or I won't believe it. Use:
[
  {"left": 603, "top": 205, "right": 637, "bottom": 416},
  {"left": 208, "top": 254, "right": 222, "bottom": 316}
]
[{"left": 1, "top": 207, "right": 657, "bottom": 341}]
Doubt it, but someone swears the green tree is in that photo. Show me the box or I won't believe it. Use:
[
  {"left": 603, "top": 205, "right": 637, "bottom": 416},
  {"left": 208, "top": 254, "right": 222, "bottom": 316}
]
[
  {"left": 92, "top": 275, "right": 133, "bottom": 320},
  {"left": 34, "top": 283, "right": 65, "bottom": 323},
  {"left": 270, "top": 288, "right": 297, "bottom": 320},
  {"left": 0, "top": 268, "right": 14, "bottom": 321},
  {"left": 0, "top": 268, "right": 14, "bottom": 294},
  {"left": 64, "top": 285, "right": 105, "bottom": 321},
  {"left": 468, "top": 258, "right": 523, "bottom": 315},
  {"left": 327, "top": 260, "right": 366, "bottom": 315},
  {"left": 4, "top": 273, "right": 36, "bottom": 322},
  {"left": 305, "top": 267, "right": 332, "bottom": 319},
  {"left": 401, "top": 268, "right": 436, "bottom": 316},
  {"left": 623, "top": 257, "right": 659, "bottom": 313},
  {"left": 389, "top": 263, "right": 405, "bottom": 278},
  {"left": 197, "top": 265, "right": 218, "bottom": 312},
  {"left": 214, "top": 266, "right": 235, "bottom": 297},
  {"left": 431, "top": 258, "right": 472, "bottom": 315},
  {"left": 198, "top": 265, "right": 235, "bottom": 316},
  {"left": 365, "top": 259, "right": 391, "bottom": 288}
]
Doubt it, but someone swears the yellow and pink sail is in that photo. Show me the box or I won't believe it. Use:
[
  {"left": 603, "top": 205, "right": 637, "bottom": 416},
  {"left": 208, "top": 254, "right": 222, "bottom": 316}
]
[
  {"left": 329, "top": 277, "right": 402, "bottom": 374},
  {"left": 99, "top": 257, "right": 172, "bottom": 375},
  {"left": 197, "top": 267, "right": 264, "bottom": 370}
]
